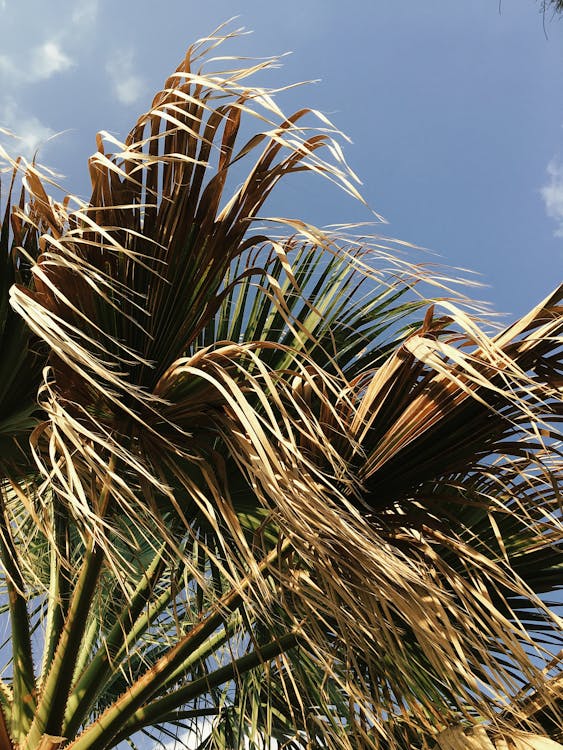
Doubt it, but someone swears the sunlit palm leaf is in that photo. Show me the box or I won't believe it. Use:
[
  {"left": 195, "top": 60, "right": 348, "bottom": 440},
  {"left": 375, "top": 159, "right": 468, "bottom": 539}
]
[{"left": 0, "top": 25, "right": 561, "bottom": 750}]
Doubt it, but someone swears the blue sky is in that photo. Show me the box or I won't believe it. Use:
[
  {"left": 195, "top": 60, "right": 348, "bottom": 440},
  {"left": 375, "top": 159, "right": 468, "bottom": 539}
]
[
  {"left": 0, "top": 0, "right": 562, "bottom": 321},
  {"left": 0, "top": 5, "right": 561, "bottom": 747}
]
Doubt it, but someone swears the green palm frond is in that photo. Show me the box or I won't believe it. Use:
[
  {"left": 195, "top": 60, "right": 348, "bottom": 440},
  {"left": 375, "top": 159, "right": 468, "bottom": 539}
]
[{"left": 0, "top": 25, "right": 561, "bottom": 750}]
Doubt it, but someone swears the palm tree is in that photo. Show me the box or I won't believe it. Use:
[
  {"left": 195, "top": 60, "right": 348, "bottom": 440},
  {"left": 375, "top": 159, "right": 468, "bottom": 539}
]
[{"left": 0, "top": 26, "right": 561, "bottom": 750}]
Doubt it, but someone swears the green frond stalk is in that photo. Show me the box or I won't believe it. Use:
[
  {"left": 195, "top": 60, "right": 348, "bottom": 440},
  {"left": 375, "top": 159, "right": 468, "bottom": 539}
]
[
  {"left": 22, "top": 544, "right": 105, "bottom": 749},
  {"left": 0, "top": 488, "right": 36, "bottom": 742},
  {"left": 0, "top": 24, "right": 561, "bottom": 750},
  {"left": 62, "top": 543, "right": 167, "bottom": 737},
  {"left": 39, "top": 507, "right": 71, "bottom": 688},
  {"left": 61, "top": 539, "right": 290, "bottom": 750},
  {"left": 110, "top": 632, "right": 301, "bottom": 748}
]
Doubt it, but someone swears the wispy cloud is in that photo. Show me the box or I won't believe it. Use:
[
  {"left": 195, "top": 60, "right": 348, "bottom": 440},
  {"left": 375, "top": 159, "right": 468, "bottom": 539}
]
[
  {"left": 0, "top": 37, "right": 70, "bottom": 159},
  {"left": 540, "top": 158, "right": 563, "bottom": 238},
  {"left": 106, "top": 49, "right": 147, "bottom": 106},
  {"left": 0, "top": 3, "right": 99, "bottom": 160},
  {"left": 71, "top": 0, "right": 98, "bottom": 27},
  {"left": 31, "top": 41, "right": 73, "bottom": 80},
  {"left": 0, "top": 39, "right": 73, "bottom": 85},
  {"left": 0, "top": 98, "right": 55, "bottom": 159}
]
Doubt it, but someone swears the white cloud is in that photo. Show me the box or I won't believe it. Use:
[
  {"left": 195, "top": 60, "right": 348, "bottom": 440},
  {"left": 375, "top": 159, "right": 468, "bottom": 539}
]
[
  {"left": 0, "top": 40, "right": 72, "bottom": 85},
  {"left": 0, "top": 3, "right": 99, "bottom": 163},
  {"left": 541, "top": 158, "right": 563, "bottom": 238},
  {"left": 31, "top": 41, "right": 73, "bottom": 80},
  {"left": 0, "top": 54, "right": 15, "bottom": 77},
  {"left": 106, "top": 49, "right": 146, "bottom": 106},
  {"left": 0, "top": 98, "right": 55, "bottom": 159},
  {"left": 11, "top": 116, "right": 54, "bottom": 157},
  {"left": 0, "top": 33, "right": 73, "bottom": 161}
]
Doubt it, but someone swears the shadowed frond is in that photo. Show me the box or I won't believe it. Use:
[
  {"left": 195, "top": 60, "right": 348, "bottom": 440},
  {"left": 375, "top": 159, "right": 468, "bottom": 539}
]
[{"left": 0, "top": 25, "right": 561, "bottom": 750}]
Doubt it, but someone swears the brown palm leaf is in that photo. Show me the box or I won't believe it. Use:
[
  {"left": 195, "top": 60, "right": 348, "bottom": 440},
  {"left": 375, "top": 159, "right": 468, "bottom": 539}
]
[{"left": 3, "top": 26, "right": 561, "bottom": 750}]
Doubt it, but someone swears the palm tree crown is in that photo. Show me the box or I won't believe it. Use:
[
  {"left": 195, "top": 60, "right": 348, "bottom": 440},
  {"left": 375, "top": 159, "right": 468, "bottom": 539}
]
[{"left": 0, "top": 26, "right": 561, "bottom": 750}]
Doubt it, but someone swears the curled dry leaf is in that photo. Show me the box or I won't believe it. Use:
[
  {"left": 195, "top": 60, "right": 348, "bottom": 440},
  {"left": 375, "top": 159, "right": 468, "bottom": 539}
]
[{"left": 0, "top": 24, "right": 561, "bottom": 750}]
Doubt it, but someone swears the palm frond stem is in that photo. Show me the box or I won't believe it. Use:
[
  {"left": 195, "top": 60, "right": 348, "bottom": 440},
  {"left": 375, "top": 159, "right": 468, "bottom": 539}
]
[
  {"left": 22, "top": 543, "right": 105, "bottom": 749},
  {"left": 39, "top": 508, "right": 71, "bottom": 689},
  {"left": 112, "top": 632, "right": 300, "bottom": 748},
  {"left": 62, "top": 539, "right": 291, "bottom": 750},
  {"left": 63, "top": 543, "right": 167, "bottom": 736},
  {"left": 0, "top": 488, "right": 36, "bottom": 742}
]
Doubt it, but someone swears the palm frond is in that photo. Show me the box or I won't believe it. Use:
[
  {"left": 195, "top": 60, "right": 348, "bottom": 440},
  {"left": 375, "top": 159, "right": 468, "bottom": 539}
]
[{"left": 0, "top": 25, "right": 561, "bottom": 750}]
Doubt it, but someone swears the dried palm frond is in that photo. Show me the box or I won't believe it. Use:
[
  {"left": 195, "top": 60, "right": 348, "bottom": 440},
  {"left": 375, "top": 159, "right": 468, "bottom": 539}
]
[{"left": 1, "top": 24, "right": 561, "bottom": 750}]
